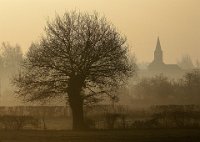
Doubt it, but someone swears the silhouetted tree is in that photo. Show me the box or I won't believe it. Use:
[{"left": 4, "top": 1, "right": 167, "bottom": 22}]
[
  {"left": 13, "top": 11, "right": 135, "bottom": 130},
  {"left": 133, "top": 74, "right": 174, "bottom": 104},
  {"left": 181, "top": 69, "right": 200, "bottom": 100},
  {"left": 133, "top": 70, "right": 200, "bottom": 105}
]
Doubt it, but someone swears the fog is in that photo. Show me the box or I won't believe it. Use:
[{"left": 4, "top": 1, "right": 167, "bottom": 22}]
[
  {"left": 1, "top": 1, "right": 199, "bottom": 106},
  {"left": 0, "top": 0, "right": 200, "bottom": 63},
  {"left": 0, "top": 2, "right": 200, "bottom": 135}
]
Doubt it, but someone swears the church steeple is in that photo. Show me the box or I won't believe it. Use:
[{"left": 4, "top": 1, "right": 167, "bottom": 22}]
[
  {"left": 156, "top": 37, "right": 161, "bottom": 51},
  {"left": 154, "top": 37, "right": 163, "bottom": 63}
]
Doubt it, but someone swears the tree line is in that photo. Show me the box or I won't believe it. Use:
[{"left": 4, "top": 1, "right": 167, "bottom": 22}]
[{"left": 132, "top": 69, "right": 200, "bottom": 106}]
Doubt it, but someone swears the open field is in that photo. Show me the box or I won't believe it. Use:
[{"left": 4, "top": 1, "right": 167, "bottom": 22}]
[{"left": 0, "top": 129, "right": 200, "bottom": 142}]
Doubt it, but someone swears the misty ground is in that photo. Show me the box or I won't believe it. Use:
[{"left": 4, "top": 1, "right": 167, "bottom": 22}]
[{"left": 0, "top": 129, "right": 200, "bottom": 142}]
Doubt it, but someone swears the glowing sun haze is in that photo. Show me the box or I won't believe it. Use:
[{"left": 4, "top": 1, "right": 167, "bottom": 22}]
[{"left": 0, "top": 0, "right": 200, "bottom": 63}]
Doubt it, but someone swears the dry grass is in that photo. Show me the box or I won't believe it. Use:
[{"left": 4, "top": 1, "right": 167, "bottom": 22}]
[{"left": 0, "top": 129, "right": 200, "bottom": 142}]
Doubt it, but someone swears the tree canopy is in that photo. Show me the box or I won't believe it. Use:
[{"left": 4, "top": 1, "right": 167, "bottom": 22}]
[
  {"left": 13, "top": 11, "right": 136, "bottom": 129},
  {"left": 133, "top": 70, "right": 200, "bottom": 106}
]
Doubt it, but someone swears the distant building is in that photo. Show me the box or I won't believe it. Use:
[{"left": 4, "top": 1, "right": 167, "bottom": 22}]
[{"left": 140, "top": 38, "right": 184, "bottom": 78}]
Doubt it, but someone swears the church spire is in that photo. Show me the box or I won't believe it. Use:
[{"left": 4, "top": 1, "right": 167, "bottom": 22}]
[
  {"left": 154, "top": 37, "right": 163, "bottom": 63},
  {"left": 156, "top": 37, "right": 161, "bottom": 51}
]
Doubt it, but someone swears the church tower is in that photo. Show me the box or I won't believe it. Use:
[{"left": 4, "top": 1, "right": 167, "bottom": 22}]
[
  {"left": 153, "top": 37, "right": 163, "bottom": 64},
  {"left": 147, "top": 37, "right": 182, "bottom": 78}
]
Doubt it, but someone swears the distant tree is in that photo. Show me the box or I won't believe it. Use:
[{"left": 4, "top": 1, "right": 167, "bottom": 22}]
[
  {"left": 0, "top": 43, "right": 23, "bottom": 105},
  {"left": 133, "top": 74, "right": 174, "bottom": 102},
  {"left": 181, "top": 69, "right": 200, "bottom": 98},
  {"left": 177, "top": 55, "right": 194, "bottom": 70},
  {"left": 13, "top": 11, "right": 135, "bottom": 130},
  {"left": 1, "top": 42, "right": 23, "bottom": 76},
  {"left": 0, "top": 55, "right": 3, "bottom": 76},
  {"left": 195, "top": 59, "right": 200, "bottom": 69}
]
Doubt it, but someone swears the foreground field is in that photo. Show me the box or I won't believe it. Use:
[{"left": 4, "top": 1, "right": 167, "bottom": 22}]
[{"left": 0, "top": 129, "right": 200, "bottom": 142}]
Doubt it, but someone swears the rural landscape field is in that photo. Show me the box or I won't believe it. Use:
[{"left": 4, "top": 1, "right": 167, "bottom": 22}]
[
  {"left": 0, "top": 0, "right": 200, "bottom": 141},
  {"left": 1, "top": 129, "right": 200, "bottom": 142}
]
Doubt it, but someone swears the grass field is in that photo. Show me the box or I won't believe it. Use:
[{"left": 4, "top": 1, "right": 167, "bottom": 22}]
[{"left": 0, "top": 129, "right": 200, "bottom": 142}]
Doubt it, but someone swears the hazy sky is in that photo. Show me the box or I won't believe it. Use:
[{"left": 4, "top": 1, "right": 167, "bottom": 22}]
[{"left": 0, "top": 0, "right": 200, "bottom": 63}]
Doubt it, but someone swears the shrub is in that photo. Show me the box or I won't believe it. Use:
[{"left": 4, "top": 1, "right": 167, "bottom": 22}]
[{"left": 0, "top": 115, "right": 40, "bottom": 130}]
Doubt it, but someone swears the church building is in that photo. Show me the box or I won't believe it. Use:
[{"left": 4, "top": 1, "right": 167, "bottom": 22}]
[{"left": 147, "top": 38, "right": 183, "bottom": 78}]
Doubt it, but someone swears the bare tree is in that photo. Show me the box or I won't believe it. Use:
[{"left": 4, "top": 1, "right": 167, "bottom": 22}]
[
  {"left": 13, "top": 11, "right": 135, "bottom": 130},
  {"left": 195, "top": 59, "right": 200, "bottom": 69},
  {"left": 1, "top": 42, "right": 23, "bottom": 73},
  {"left": 177, "top": 55, "right": 194, "bottom": 70}
]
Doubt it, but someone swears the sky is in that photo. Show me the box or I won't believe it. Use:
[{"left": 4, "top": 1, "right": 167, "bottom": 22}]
[{"left": 0, "top": 0, "right": 200, "bottom": 64}]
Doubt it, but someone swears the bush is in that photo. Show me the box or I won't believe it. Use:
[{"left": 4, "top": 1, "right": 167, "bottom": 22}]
[
  {"left": 0, "top": 115, "right": 40, "bottom": 130},
  {"left": 150, "top": 105, "right": 200, "bottom": 128}
]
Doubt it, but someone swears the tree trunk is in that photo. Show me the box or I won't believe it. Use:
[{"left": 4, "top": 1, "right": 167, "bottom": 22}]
[
  {"left": 70, "top": 97, "right": 84, "bottom": 130},
  {"left": 67, "top": 75, "right": 85, "bottom": 130}
]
